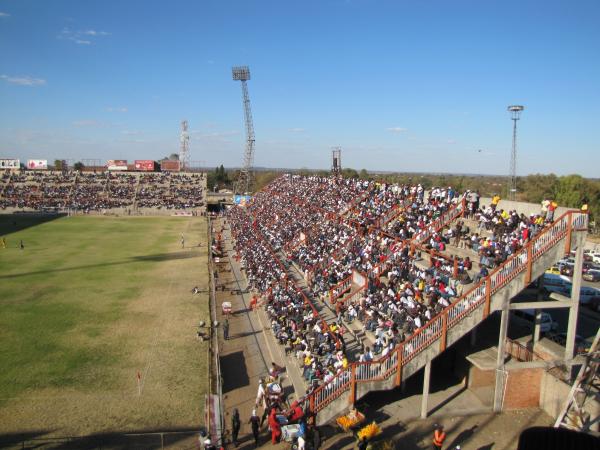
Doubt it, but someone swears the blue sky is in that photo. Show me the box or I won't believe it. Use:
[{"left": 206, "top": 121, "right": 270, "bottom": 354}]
[{"left": 0, "top": 0, "right": 598, "bottom": 176}]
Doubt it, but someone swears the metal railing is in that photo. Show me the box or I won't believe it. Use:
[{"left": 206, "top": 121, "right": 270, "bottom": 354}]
[{"left": 306, "top": 210, "right": 587, "bottom": 416}]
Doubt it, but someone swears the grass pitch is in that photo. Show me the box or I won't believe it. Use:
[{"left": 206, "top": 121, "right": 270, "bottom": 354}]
[{"left": 0, "top": 214, "right": 210, "bottom": 438}]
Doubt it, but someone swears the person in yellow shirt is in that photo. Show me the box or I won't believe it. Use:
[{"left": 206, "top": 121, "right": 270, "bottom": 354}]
[{"left": 491, "top": 194, "right": 501, "bottom": 211}]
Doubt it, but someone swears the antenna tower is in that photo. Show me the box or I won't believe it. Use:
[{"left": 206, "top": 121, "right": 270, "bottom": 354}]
[
  {"left": 180, "top": 120, "right": 190, "bottom": 172},
  {"left": 232, "top": 66, "right": 255, "bottom": 194},
  {"left": 507, "top": 105, "right": 524, "bottom": 201},
  {"left": 331, "top": 147, "right": 342, "bottom": 176}
]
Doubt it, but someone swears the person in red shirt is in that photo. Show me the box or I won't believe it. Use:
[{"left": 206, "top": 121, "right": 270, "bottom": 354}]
[{"left": 268, "top": 408, "right": 281, "bottom": 444}]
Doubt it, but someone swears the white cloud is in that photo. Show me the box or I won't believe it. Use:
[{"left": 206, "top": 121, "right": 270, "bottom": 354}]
[
  {"left": 59, "top": 27, "right": 110, "bottom": 45},
  {"left": 83, "top": 30, "right": 110, "bottom": 36},
  {"left": 447, "top": 139, "right": 457, "bottom": 144},
  {"left": 288, "top": 128, "right": 306, "bottom": 133},
  {"left": 1, "top": 74, "right": 46, "bottom": 86},
  {"left": 72, "top": 119, "right": 101, "bottom": 127},
  {"left": 106, "top": 106, "right": 128, "bottom": 112},
  {"left": 0, "top": 12, "right": 10, "bottom": 18},
  {"left": 386, "top": 127, "right": 408, "bottom": 133},
  {"left": 121, "top": 130, "right": 141, "bottom": 136}
]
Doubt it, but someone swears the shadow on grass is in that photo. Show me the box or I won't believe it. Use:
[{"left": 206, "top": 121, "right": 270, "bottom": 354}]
[
  {"left": 0, "top": 427, "right": 205, "bottom": 450},
  {"left": 0, "top": 251, "right": 201, "bottom": 280},
  {"left": 0, "top": 213, "right": 66, "bottom": 237}
]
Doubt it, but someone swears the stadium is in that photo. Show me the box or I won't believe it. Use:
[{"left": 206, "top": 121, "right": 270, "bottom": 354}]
[
  {"left": 2, "top": 3, "right": 600, "bottom": 450},
  {"left": 1, "top": 156, "right": 598, "bottom": 449}
]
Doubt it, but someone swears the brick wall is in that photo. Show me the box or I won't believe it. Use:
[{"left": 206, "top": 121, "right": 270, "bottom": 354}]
[{"left": 504, "top": 367, "right": 543, "bottom": 409}]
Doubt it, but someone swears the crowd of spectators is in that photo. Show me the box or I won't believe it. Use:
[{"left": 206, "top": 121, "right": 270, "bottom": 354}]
[
  {"left": 227, "top": 174, "right": 560, "bottom": 407},
  {"left": 0, "top": 169, "right": 205, "bottom": 211},
  {"left": 227, "top": 174, "right": 478, "bottom": 404}
]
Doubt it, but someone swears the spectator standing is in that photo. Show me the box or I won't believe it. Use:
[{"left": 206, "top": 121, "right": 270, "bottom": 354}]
[
  {"left": 223, "top": 319, "right": 229, "bottom": 340},
  {"left": 433, "top": 424, "right": 446, "bottom": 450},
  {"left": 268, "top": 407, "right": 281, "bottom": 444},
  {"left": 249, "top": 409, "right": 260, "bottom": 447},
  {"left": 231, "top": 408, "right": 241, "bottom": 446}
]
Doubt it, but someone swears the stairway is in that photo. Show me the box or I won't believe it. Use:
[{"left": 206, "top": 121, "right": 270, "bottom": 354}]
[{"left": 309, "top": 210, "right": 588, "bottom": 425}]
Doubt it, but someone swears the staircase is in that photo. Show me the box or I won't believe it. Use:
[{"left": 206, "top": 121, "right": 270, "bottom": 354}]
[{"left": 308, "top": 210, "right": 588, "bottom": 425}]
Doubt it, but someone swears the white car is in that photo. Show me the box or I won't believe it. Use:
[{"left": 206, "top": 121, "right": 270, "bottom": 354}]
[
  {"left": 557, "top": 257, "right": 575, "bottom": 268},
  {"left": 585, "top": 251, "right": 600, "bottom": 264}
]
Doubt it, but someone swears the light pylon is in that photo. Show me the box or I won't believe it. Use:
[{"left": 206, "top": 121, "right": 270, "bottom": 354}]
[
  {"left": 232, "top": 66, "right": 255, "bottom": 194},
  {"left": 180, "top": 120, "right": 190, "bottom": 172},
  {"left": 331, "top": 147, "right": 342, "bottom": 176},
  {"left": 507, "top": 105, "right": 524, "bottom": 201}
]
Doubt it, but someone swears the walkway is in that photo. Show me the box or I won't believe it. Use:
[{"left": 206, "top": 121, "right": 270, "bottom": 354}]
[{"left": 213, "top": 217, "right": 303, "bottom": 449}]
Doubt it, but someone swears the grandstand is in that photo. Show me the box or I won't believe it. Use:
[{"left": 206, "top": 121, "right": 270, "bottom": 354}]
[
  {"left": 0, "top": 170, "right": 207, "bottom": 213},
  {"left": 227, "top": 174, "right": 588, "bottom": 426}
]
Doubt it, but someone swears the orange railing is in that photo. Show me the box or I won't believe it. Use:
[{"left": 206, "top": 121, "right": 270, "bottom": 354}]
[
  {"left": 412, "top": 197, "right": 466, "bottom": 245},
  {"left": 307, "top": 210, "right": 587, "bottom": 416}
]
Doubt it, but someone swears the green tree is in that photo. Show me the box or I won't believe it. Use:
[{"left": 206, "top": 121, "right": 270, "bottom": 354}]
[
  {"left": 73, "top": 161, "right": 85, "bottom": 171},
  {"left": 53, "top": 159, "right": 64, "bottom": 170},
  {"left": 555, "top": 174, "right": 586, "bottom": 208}
]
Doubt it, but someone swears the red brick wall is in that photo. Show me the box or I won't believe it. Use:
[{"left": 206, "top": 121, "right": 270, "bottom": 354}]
[{"left": 504, "top": 368, "right": 542, "bottom": 408}]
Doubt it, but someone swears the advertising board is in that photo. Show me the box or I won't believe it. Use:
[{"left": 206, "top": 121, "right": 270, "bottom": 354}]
[
  {"left": 160, "top": 160, "right": 181, "bottom": 172},
  {"left": 234, "top": 195, "right": 252, "bottom": 206},
  {"left": 107, "top": 159, "right": 128, "bottom": 171},
  {"left": 27, "top": 159, "right": 48, "bottom": 170},
  {"left": 0, "top": 159, "right": 20, "bottom": 169},
  {"left": 134, "top": 160, "right": 156, "bottom": 171}
]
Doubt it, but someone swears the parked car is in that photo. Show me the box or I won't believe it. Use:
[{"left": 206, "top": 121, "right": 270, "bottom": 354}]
[
  {"left": 583, "top": 269, "right": 600, "bottom": 282},
  {"left": 582, "top": 262, "right": 600, "bottom": 273},
  {"left": 560, "top": 264, "right": 574, "bottom": 276},
  {"left": 547, "top": 332, "right": 590, "bottom": 354},
  {"left": 584, "top": 250, "right": 600, "bottom": 264},
  {"left": 541, "top": 273, "right": 571, "bottom": 294},
  {"left": 559, "top": 284, "right": 600, "bottom": 305},
  {"left": 545, "top": 266, "right": 562, "bottom": 275},
  {"left": 513, "top": 309, "right": 558, "bottom": 333},
  {"left": 557, "top": 257, "right": 576, "bottom": 267}
]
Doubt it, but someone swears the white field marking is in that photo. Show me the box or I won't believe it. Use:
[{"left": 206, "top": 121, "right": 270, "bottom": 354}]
[{"left": 138, "top": 218, "right": 196, "bottom": 397}]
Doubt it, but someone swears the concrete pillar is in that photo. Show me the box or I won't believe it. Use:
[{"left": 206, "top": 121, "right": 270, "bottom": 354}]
[
  {"left": 493, "top": 307, "right": 510, "bottom": 412},
  {"left": 470, "top": 327, "right": 477, "bottom": 347},
  {"left": 533, "top": 309, "right": 542, "bottom": 344},
  {"left": 533, "top": 278, "right": 544, "bottom": 345},
  {"left": 421, "top": 360, "right": 432, "bottom": 419},
  {"left": 565, "top": 245, "right": 583, "bottom": 364}
]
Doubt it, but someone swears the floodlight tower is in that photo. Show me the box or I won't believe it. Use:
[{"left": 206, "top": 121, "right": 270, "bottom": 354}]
[
  {"left": 232, "top": 66, "right": 255, "bottom": 194},
  {"left": 180, "top": 120, "right": 190, "bottom": 172},
  {"left": 507, "top": 105, "right": 524, "bottom": 201},
  {"left": 331, "top": 147, "right": 342, "bottom": 176}
]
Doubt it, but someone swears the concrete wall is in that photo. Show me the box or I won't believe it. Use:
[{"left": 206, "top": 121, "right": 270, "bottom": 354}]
[
  {"left": 540, "top": 371, "right": 571, "bottom": 420},
  {"left": 468, "top": 366, "right": 495, "bottom": 389},
  {"left": 480, "top": 196, "right": 571, "bottom": 218}
]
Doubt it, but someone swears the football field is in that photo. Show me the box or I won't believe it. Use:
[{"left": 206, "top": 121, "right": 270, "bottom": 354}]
[{"left": 0, "top": 214, "right": 210, "bottom": 439}]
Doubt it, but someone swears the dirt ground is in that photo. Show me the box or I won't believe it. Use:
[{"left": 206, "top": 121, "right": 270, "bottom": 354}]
[{"left": 0, "top": 216, "right": 210, "bottom": 444}]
